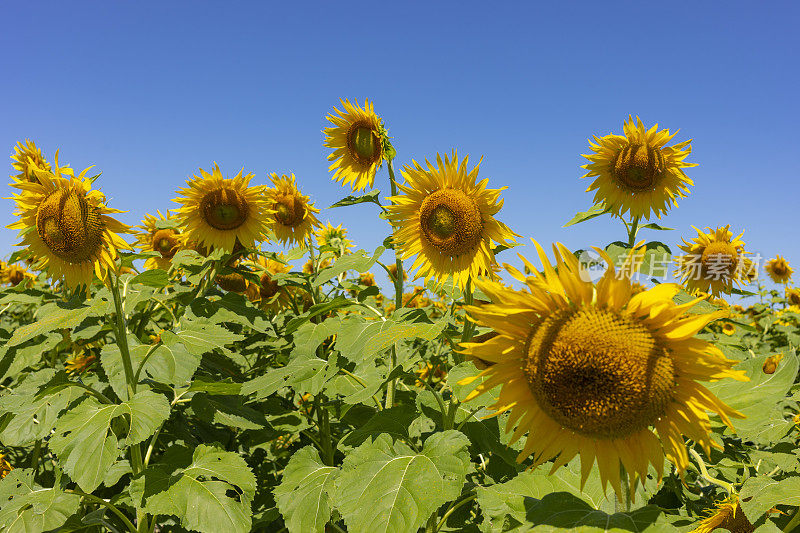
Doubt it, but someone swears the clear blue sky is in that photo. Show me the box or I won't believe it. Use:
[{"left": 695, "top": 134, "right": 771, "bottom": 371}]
[{"left": 2, "top": 1, "right": 798, "bottom": 294}]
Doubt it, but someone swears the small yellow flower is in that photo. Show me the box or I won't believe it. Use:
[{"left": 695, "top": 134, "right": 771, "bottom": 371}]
[
  {"left": 0, "top": 452, "right": 12, "bottom": 479},
  {"left": 762, "top": 353, "right": 784, "bottom": 375},
  {"left": 675, "top": 226, "right": 753, "bottom": 296},
  {"left": 765, "top": 255, "right": 793, "bottom": 284},
  {"left": 135, "top": 210, "right": 184, "bottom": 270},
  {"left": 689, "top": 494, "right": 753, "bottom": 533},
  {"left": 65, "top": 350, "right": 97, "bottom": 375},
  {"left": 581, "top": 116, "right": 696, "bottom": 220},
  {"left": 324, "top": 98, "right": 388, "bottom": 191},
  {"left": 0, "top": 263, "right": 34, "bottom": 286},
  {"left": 315, "top": 222, "right": 353, "bottom": 256},
  {"left": 10, "top": 139, "right": 53, "bottom": 184},
  {"left": 303, "top": 258, "right": 331, "bottom": 274},
  {"left": 359, "top": 272, "right": 376, "bottom": 286},
  {"left": 265, "top": 173, "right": 321, "bottom": 248},
  {"left": 415, "top": 362, "right": 447, "bottom": 386},
  {"left": 721, "top": 322, "right": 736, "bottom": 336}
]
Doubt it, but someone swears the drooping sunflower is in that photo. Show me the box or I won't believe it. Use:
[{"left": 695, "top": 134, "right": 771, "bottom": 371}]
[
  {"left": 7, "top": 165, "right": 131, "bottom": 288},
  {"left": 386, "top": 152, "right": 517, "bottom": 289},
  {"left": 765, "top": 255, "right": 793, "bottom": 284},
  {"left": 134, "top": 210, "right": 183, "bottom": 270},
  {"left": 689, "top": 494, "right": 753, "bottom": 533},
  {"left": 459, "top": 241, "right": 747, "bottom": 497},
  {"left": 324, "top": 98, "right": 388, "bottom": 191},
  {"left": 244, "top": 253, "right": 294, "bottom": 312},
  {"left": 0, "top": 263, "right": 34, "bottom": 286},
  {"left": 582, "top": 116, "right": 696, "bottom": 220},
  {"left": 173, "top": 164, "right": 271, "bottom": 253},
  {"left": 315, "top": 222, "right": 353, "bottom": 255},
  {"left": 10, "top": 139, "right": 52, "bottom": 184},
  {"left": 786, "top": 287, "right": 800, "bottom": 307},
  {"left": 265, "top": 173, "right": 321, "bottom": 248},
  {"left": 676, "top": 226, "right": 754, "bottom": 297}
]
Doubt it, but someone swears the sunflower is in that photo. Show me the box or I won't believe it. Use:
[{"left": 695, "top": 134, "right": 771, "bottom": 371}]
[
  {"left": 786, "top": 287, "right": 800, "bottom": 307},
  {"left": 386, "top": 152, "right": 517, "bottom": 289},
  {"left": 386, "top": 263, "right": 407, "bottom": 283},
  {"left": 359, "top": 272, "right": 376, "bottom": 286},
  {"left": 244, "top": 253, "right": 294, "bottom": 312},
  {"left": 324, "top": 98, "right": 388, "bottom": 191},
  {"left": 582, "top": 116, "right": 696, "bottom": 220},
  {"left": 265, "top": 173, "right": 321, "bottom": 248},
  {"left": 458, "top": 241, "right": 747, "bottom": 497},
  {"left": 7, "top": 165, "right": 131, "bottom": 288},
  {"left": 721, "top": 323, "right": 736, "bottom": 336},
  {"left": 173, "top": 164, "right": 271, "bottom": 253},
  {"left": 690, "top": 495, "right": 753, "bottom": 533},
  {"left": 10, "top": 139, "right": 53, "bottom": 184},
  {"left": 65, "top": 351, "right": 97, "bottom": 375},
  {"left": 762, "top": 353, "right": 784, "bottom": 375},
  {"left": 676, "top": 226, "right": 754, "bottom": 297},
  {"left": 303, "top": 258, "right": 331, "bottom": 274},
  {"left": 0, "top": 452, "right": 12, "bottom": 480},
  {"left": 765, "top": 255, "right": 793, "bottom": 284},
  {"left": 315, "top": 222, "right": 353, "bottom": 255},
  {"left": 0, "top": 263, "right": 34, "bottom": 286},
  {"left": 134, "top": 210, "right": 183, "bottom": 270}
]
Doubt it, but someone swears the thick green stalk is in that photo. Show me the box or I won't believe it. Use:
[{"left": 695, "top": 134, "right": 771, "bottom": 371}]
[
  {"left": 386, "top": 159, "right": 404, "bottom": 408},
  {"left": 783, "top": 507, "right": 800, "bottom": 532},
  {"left": 627, "top": 215, "right": 640, "bottom": 248},
  {"left": 110, "top": 275, "right": 148, "bottom": 532}
]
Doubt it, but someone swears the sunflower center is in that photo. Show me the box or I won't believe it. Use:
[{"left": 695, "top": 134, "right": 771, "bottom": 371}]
[
  {"left": 789, "top": 292, "right": 800, "bottom": 306},
  {"left": 152, "top": 229, "right": 179, "bottom": 259},
  {"left": 215, "top": 272, "right": 247, "bottom": 293},
  {"left": 9, "top": 269, "right": 24, "bottom": 286},
  {"left": 772, "top": 262, "right": 787, "bottom": 276},
  {"left": 259, "top": 272, "right": 280, "bottom": 299},
  {"left": 419, "top": 189, "right": 484, "bottom": 257},
  {"left": 612, "top": 143, "right": 666, "bottom": 192},
  {"left": 274, "top": 196, "right": 306, "bottom": 227},
  {"left": 36, "top": 189, "right": 105, "bottom": 263},
  {"left": 347, "top": 124, "right": 381, "bottom": 163},
  {"left": 701, "top": 242, "right": 739, "bottom": 277},
  {"left": 200, "top": 188, "right": 249, "bottom": 230},
  {"left": 523, "top": 306, "right": 675, "bottom": 439}
]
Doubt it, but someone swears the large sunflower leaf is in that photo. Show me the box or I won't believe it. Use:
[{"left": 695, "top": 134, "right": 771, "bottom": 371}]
[
  {"left": 130, "top": 445, "right": 256, "bottom": 533},
  {"left": 739, "top": 475, "right": 800, "bottom": 523},
  {"left": 333, "top": 431, "right": 472, "bottom": 533},
  {"left": 49, "top": 391, "right": 170, "bottom": 492},
  {"left": 563, "top": 202, "right": 610, "bottom": 228},
  {"left": 274, "top": 446, "right": 338, "bottom": 533},
  {"left": 0, "top": 469, "right": 81, "bottom": 533},
  {"left": 313, "top": 246, "right": 385, "bottom": 287},
  {"left": 7, "top": 297, "right": 109, "bottom": 347}
]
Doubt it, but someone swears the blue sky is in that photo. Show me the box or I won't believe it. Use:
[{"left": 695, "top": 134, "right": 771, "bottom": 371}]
[{"left": 2, "top": 1, "right": 798, "bottom": 295}]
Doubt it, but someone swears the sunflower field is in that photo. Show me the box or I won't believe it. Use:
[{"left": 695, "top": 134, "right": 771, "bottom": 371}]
[{"left": 1, "top": 103, "right": 800, "bottom": 533}]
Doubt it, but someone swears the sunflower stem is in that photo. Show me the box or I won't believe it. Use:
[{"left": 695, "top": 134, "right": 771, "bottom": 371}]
[
  {"left": 627, "top": 215, "right": 640, "bottom": 248},
  {"left": 386, "top": 159, "right": 404, "bottom": 409},
  {"left": 110, "top": 274, "right": 148, "bottom": 532},
  {"left": 689, "top": 448, "right": 733, "bottom": 494}
]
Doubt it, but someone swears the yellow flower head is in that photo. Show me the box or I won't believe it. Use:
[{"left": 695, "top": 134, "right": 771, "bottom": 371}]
[
  {"left": 7, "top": 164, "right": 131, "bottom": 289},
  {"left": 303, "top": 258, "right": 331, "bottom": 274},
  {"left": 676, "top": 226, "right": 753, "bottom": 297},
  {"left": 0, "top": 263, "right": 34, "bottom": 286},
  {"left": 690, "top": 495, "right": 753, "bottom": 533},
  {"left": 786, "top": 287, "right": 800, "bottom": 307},
  {"left": 386, "top": 263, "right": 406, "bottom": 283},
  {"left": 762, "top": 353, "right": 784, "bottom": 375},
  {"left": 721, "top": 322, "right": 736, "bottom": 336},
  {"left": 582, "top": 116, "right": 696, "bottom": 220},
  {"left": 0, "top": 452, "right": 12, "bottom": 479},
  {"left": 134, "top": 210, "right": 183, "bottom": 270},
  {"left": 10, "top": 139, "right": 54, "bottom": 184},
  {"left": 315, "top": 222, "right": 353, "bottom": 255},
  {"left": 324, "top": 98, "right": 388, "bottom": 191},
  {"left": 459, "top": 241, "right": 747, "bottom": 498},
  {"left": 244, "top": 253, "right": 294, "bottom": 312},
  {"left": 359, "top": 272, "right": 376, "bottom": 286},
  {"left": 387, "top": 151, "right": 517, "bottom": 289},
  {"left": 65, "top": 347, "right": 98, "bottom": 375},
  {"left": 265, "top": 173, "right": 321, "bottom": 248},
  {"left": 765, "top": 255, "right": 793, "bottom": 284},
  {"left": 173, "top": 164, "right": 271, "bottom": 253}
]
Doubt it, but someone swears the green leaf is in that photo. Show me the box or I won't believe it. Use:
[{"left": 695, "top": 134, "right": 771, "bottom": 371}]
[
  {"left": 130, "top": 269, "right": 170, "bottom": 287},
  {"left": 740, "top": 475, "right": 800, "bottom": 522},
  {"left": 343, "top": 405, "right": 419, "bottom": 447},
  {"left": 285, "top": 296, "right": 354, "bottom": 334},
  {"left": 563, "top": 203, "right": 610, "bottom": 228},
  {"left": 335, "top": 314, "right": 448, "bottom": 363},
  {"left": 0, "top": 370, "right": 83, "bottom": 446},
  {"left": 313, "top": 247, "right": 385, "bottom": 287},
  {"left": 0, "top": 469, "right": 81, "bottom": 533},
  {"left": 329, "top": 189, "right": 383, "bottom": 208},
  {"left": 175, "top": 316, "right": 245, "bottom": 355},
  {"left": 240, "top": 366, "right": 293, "bottom": 401},
  {"left": 131, "top": 445, "right": 256, "bottom": 533},
  {"left": 0, "top": 332, "right": 61, "bottom": 380},
  {"left": 274, "top": 446, "right": 338, "bottom": 533},
  {"left": 8, "top": 297, "right": 108, "bottom": 347},
  {"left": 639, "top": 223, "right": 674, "bottom": 231},
  {"left": 50, "top": 392, "right": 170, "bottom": 492},
  {"left": 191, "top": 393, "right": 269, "bottom": 430},
  {"left": 706, "top": 350, "right": 798, "bottom": 433},
  {"left": 334, "top": 431, "right": 472, "bottom": 533},
  {"left": 188, "top": 378, "right": 242, "bottom": 395}
]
